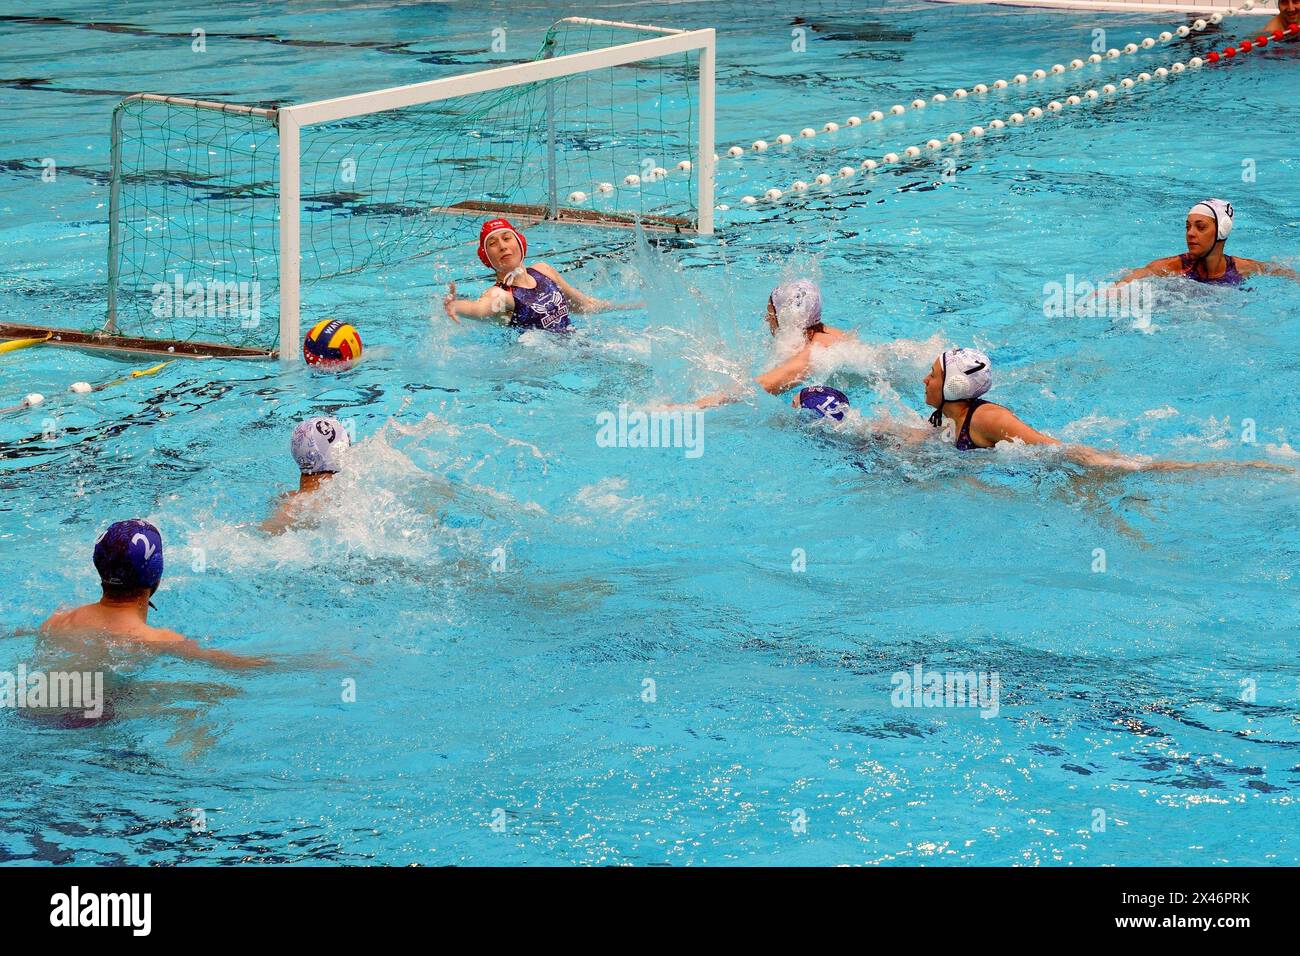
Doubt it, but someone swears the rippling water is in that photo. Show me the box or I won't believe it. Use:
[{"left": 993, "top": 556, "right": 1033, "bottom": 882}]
[{"left": 1, "top": 0, "right": 1298, "bottom": 865}]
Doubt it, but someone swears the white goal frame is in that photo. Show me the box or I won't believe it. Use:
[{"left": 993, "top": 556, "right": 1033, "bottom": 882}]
[
  {"left": 276, "top": 21, "right": 716, "bottom": 361},
  {"left": 105, "top": 20, "right": 715, "bottom": 361}
]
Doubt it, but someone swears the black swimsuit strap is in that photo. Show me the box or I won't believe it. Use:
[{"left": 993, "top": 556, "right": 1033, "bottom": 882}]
[{"left": 960, "top": 398, "right": 987, "bottom": 446}]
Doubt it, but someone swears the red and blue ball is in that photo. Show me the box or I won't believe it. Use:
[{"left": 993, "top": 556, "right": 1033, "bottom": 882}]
[{"left": 303, "top": 319, "right": 362, "bottom": 368}]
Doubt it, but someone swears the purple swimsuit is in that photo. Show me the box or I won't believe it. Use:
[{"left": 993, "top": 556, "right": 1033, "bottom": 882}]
[
  {"left": 930, "top": 399, "right": 990, "bottom": 451},
  {"left": 955, "top": 399, "right": 989, "bottom": 451},
  {"left": 1178, "top": 253, "right": 1244, "bottom": 287},
  {"left": 500, "top": 267, "right": 572, "bottom": 332}
]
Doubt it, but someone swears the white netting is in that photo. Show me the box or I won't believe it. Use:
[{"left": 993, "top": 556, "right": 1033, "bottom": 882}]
[{"left": 107, "top": 18, "right": 703, "bottom": 355}]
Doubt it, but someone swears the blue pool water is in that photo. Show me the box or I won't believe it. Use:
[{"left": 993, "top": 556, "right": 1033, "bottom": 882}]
[{"left": 2, "top": 0, "right": 1299, "bottom": 865}]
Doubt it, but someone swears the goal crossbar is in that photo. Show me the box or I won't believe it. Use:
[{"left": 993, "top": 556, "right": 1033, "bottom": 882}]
[{"left": 283, "top": 28, "right": 713, "bottom": 126}]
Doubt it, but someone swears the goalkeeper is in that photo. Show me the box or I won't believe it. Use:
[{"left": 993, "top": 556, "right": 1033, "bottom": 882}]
[{"left": 442, "top": 218, "right": 616, "bottom": 331}]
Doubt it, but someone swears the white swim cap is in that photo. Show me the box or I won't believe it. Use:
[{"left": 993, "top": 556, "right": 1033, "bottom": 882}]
[
  {"left": 769, "top": 279, "right": 823, "bottom": 330},
  {"left": 1188, "top": 199, "right": 1233, "bottom": 242},
  {"left": 940, "top": 348, "right": 992, "bottom": 401},
  {"left": 291, "top": 416, "right": 350, "bottom": 474}
]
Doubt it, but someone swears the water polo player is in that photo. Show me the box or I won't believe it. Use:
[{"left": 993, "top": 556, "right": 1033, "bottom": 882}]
[
  {"left": 1263, "top": 0, "right": 1300, "bottom": 38},
  {"left": 40, "top": 519, "right": 268, "bottom": 669},
  {"left": 685, "top": 279, "right": 855, "bottom": 408},
  {"left": 263, "top": 416, "right": 351, "bottom": 534},
  {"left": 923, "top": 347, "right": 1286, "bottom": 472},
  {"left": 1107, "top": 200, "right": 1300, "bottom": 289},
  {"left": 443, "top": 218, "right": 614, "bottom": 330}
]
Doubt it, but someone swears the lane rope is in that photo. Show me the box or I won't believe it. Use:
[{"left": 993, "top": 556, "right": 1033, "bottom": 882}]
[
  {"left": 0, "top": 331, "right": 53, "bottom": 354},
  {"left": 734, "top": 20, "right": 1298, "bottom": 208},
  {"left": 2, "top": 361, "right": 174, "bottom": 416},
  {"left": 566, "top": 2, "right": 1264, "bottom": 210}
]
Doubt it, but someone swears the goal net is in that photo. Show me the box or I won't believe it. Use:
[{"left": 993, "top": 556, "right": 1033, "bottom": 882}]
[{"left": 105, "top": 17, "right": 715, "bottom": 359}]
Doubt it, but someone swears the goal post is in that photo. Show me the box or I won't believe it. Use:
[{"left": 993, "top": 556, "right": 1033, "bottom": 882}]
[
  {"left": 106, "top": 93, "right": 284, "bottom": 359},
  {"left": 104, "top": 19, "right": 715, "bottom": 361}
]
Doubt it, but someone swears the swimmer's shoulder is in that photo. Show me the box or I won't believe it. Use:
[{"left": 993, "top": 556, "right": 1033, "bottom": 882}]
[
  {"left": 40, "top": 602, "right": 106, "bottom": 634},
  {"left": 98, "top": 622, "right": 188, "bottom": 647},
  {"left": 1148, "top": 255, "right": 1186, "bottom": 273},
  {"left": 39, "top": 605, "right": 78, "bottom": 633},
  {"left": 812, "top": 326, "right": 853, "bottom": 346},
  {"left": 970, "top": 400, "right": 1007, "bottom": 418},
  {"left": 967, "top": 401, "right": 1013, "bottom": 446},
  {"left": 970, "top": 401, "right": 1060, "bottom": 448},
  {"left": 134, "top": 625, "right": 188, "bottom": 645},
  {"left": 262, "top": 488, "right": 321, "bottom": 534},
  {"left": 39, "top": 609, "right": 183, "bottom": 647},
  {"left": 261, "top": 492, "right": 297, "bottom": 534}
]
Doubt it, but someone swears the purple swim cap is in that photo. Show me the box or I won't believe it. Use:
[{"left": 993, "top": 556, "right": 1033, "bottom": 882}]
[
  {"left": 93, "top": 519, "right": 164, "bottom": 593},
  {"left": 796, "top": 385, "right": 850, "bottom": 421}
]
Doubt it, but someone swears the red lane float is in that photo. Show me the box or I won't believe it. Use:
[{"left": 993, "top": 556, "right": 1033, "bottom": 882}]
[{"left": 1210, "top": 22, "right": 1300, "bottom": 65}]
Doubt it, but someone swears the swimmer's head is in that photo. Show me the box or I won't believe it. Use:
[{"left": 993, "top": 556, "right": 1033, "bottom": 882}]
[
  {"left": 1279, "top": 0, "right": 1300, "bottom": 26},
  {"left": 1186, "top": 199, "right": 1233, "bottom": 256},
  {"left": 477, "top": 218, "right": 527, "bottom": 273},
  {"left": 767, "top": 280, "right": 823, "bottom": 335},
  {"left": 794, "top": 385, "right": 849, "bottom": 421},
  {"left": 925, "top": 348, "right": 991, "bottom": 419},
  {"left": 291, "top": 416, "right": 350, "bottom": 475},
  {"left": 93, "top": 519, "right": 164, "bottom": 601}
]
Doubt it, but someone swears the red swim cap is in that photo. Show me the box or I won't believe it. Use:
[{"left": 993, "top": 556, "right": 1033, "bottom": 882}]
[{"left": 477, "top": 218, "right": 527, "bottom": 268}]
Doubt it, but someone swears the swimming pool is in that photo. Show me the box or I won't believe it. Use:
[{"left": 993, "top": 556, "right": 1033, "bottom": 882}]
[{"left": 2, "top": 0, "right": 1298, "bottom": 866}]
